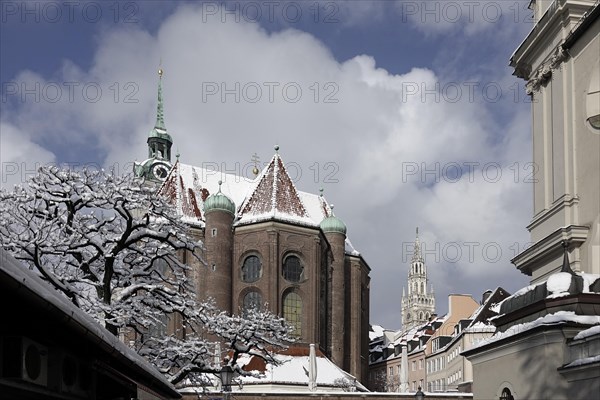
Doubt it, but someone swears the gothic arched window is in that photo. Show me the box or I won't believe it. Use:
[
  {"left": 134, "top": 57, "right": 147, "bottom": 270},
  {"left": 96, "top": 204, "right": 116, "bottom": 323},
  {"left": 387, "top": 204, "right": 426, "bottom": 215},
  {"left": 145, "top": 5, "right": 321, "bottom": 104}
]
[
  {"left": 283, "top": 290, "right": 302, "bottom": 337},
  {"left": 243, "top": 290, "right": 262, "bottom": 313},
  {"left": 283, "top": 255, "right": 303, "bottom": 283},
  {"left": 242, "top": 255, "right": 261, "bottom": 283},
  {"left": 500, "top": 388, "right": 514, "bottom": 400}
]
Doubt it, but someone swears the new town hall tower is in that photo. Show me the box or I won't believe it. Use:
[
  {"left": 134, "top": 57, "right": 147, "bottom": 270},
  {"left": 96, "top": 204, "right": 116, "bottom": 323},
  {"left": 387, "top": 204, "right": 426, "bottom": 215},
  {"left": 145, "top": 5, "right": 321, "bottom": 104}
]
[{"left": 401, "top": 229, "right": 435, "bottom": 332}]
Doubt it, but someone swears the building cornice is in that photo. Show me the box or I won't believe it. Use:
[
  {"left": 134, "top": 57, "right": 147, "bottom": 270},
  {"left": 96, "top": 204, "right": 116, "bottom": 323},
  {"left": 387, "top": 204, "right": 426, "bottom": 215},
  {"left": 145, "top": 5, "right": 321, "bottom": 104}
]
[
  {"left": 526, "top": 195, "right": 580, "bottom": 232},
  {"left": 512, "top": 225, "right": 589, "bottom": 275},
  {"left": 510, "top": 0, "right": 594, "bottom": 90},
  {"left": 563, "top": 0, "right": 600, "bottom": 49}
]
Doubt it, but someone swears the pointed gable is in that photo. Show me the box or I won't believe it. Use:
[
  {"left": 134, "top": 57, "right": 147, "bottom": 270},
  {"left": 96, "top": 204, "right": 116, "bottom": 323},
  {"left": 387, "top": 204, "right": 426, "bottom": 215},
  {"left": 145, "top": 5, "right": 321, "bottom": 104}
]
[
  {"left": 238, "top": 153, "right": 312, "bottom": 225},
  {"left": 157, "top": 160, "right": 203, "bottom": 223},
  {"left": 154, "top": 152, "right": 334, "bottom": 228}
]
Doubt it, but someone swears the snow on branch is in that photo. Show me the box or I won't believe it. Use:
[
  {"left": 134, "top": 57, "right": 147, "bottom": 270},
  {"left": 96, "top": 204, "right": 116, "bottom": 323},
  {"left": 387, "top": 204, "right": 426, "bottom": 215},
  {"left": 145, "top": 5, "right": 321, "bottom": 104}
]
[{"left": 0, "top": 166, "right": 294, "bottom": 385}]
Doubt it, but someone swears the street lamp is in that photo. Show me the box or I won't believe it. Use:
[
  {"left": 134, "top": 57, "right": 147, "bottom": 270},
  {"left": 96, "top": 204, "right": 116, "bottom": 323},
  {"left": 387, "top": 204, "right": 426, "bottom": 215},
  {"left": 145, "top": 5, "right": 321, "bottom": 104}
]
[
  {"left": 220, "top": 364, "right": 234, "bottom": 399},
  {"left": 415, "top": 386, "right": 425, "bottom": 400}
]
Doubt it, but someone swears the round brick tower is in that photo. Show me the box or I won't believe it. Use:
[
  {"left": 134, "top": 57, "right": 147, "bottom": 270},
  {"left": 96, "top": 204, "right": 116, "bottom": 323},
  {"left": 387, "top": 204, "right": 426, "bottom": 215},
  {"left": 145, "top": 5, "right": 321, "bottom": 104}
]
[
  {"left": 320, "top": 206, "right": 347, "bottom": 368},
  {"left": 203, "top": 181, "right": 235, "bottom": 313}
]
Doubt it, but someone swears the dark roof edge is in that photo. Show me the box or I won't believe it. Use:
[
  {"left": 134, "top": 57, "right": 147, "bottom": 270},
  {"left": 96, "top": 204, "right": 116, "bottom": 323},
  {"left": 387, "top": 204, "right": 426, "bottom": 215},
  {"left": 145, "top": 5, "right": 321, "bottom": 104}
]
[
  {"left": 0, "top": 250, "right": 181, "bottom": 398},
  {"left": 563, "top": 2, "right": 600, "bottom": 49}
]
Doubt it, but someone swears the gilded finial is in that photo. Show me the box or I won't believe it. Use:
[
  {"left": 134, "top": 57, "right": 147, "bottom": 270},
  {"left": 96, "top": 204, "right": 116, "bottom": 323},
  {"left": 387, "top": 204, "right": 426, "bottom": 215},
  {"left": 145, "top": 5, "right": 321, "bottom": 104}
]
[
  {"left": 274, "top": 144, "right": 279, "bottom": 153},
  {"left": 158, "top": 68, "right": 163, "bottom": 77},
  {"left": 319, "top": 188, "right": 324, "bottom": 197},
  {"left": 416, "top": 227, "right": 419, "bottom": 237},
  {"left": 251, "top": 152, "right": 260, "bottom": 176}
]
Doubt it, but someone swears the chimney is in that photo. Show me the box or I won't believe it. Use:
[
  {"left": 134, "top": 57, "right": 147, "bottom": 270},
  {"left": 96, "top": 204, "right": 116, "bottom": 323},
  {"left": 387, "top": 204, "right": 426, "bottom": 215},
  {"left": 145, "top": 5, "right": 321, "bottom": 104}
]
[{"left": 481, "top": 289, "right": 493, "bottom": 305}]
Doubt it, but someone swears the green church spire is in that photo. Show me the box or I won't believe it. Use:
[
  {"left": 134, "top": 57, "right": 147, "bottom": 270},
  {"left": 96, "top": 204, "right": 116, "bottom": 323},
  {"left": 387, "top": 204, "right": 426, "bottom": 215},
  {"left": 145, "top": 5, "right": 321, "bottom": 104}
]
[
  {"left": 147, "top": 67, "right": 173, "bottom": 162},
  {"left": 155, "top": 68, "right": 166, "bottom": 131}
]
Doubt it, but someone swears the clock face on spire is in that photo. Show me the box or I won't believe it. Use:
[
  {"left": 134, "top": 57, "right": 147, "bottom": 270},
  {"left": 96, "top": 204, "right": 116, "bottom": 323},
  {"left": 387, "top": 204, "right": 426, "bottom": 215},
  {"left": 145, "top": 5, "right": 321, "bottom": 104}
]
[{"left": 152, "top": 164, "right": 169, "bottom": 181}]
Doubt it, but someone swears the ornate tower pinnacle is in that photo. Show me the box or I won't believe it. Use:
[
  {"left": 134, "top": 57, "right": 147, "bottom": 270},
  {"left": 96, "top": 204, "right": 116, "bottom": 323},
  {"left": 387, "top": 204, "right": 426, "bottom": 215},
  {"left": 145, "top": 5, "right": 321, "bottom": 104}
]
[
  {"left": 412, "top": 226, "right": 424, "bottom": 263},
  {"left": 401, "top": 227, "right": 435, "bottom": 332}
]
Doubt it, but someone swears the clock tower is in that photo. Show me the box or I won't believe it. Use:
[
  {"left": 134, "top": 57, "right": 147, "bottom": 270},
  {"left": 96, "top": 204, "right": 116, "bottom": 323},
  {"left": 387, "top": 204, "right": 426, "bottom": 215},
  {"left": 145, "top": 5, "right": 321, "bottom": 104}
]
[{"left": 134, "top": 68, "right": 173, "bottom": 183}]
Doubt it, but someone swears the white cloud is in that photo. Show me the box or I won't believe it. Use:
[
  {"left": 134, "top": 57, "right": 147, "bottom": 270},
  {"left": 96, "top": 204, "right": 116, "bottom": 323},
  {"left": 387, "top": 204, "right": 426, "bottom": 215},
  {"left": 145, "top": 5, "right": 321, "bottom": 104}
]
[
  {"left": 1, "top": 3, "right": 533, "bottom": 328},
  {"left": 0, "top": 121, "right": 56, "bottom": 189},
  {"left": 395, "top": 0, "right": 533, "bottom": 38}
]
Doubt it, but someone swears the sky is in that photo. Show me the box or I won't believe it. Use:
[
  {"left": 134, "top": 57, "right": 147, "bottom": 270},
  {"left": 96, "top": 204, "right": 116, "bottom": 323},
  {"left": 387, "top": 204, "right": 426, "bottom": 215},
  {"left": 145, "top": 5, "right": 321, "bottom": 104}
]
[{"left": 1, "top": 0, "right": 536, "bottom": 329}]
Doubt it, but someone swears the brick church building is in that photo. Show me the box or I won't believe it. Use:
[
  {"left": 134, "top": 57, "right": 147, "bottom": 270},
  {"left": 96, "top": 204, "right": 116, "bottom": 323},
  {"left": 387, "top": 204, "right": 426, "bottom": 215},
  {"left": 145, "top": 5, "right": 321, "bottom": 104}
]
[{"left": 133, "top": 70, "right": 371, "bottom": 383}]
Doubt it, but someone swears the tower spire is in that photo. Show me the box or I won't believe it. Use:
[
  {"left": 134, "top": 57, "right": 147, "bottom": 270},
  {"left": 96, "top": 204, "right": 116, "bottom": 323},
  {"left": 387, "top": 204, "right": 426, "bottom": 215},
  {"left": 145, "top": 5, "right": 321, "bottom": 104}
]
[
  {"left": 155, "top": 67, "right": 166, "bottom": 131},
  {"left": 412, "top": 227, "right": 423, "bottom": 263},
  {"left": 146, "top": 66, "right": 173, "bottom": 163},
  {"left": 402, "top": 226, "right": 434, "bottom": 332}
]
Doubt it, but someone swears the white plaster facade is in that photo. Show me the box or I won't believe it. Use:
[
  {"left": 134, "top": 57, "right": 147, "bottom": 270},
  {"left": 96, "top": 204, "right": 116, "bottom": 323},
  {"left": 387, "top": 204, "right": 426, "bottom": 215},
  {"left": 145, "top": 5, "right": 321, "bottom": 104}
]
[{"left": 465, "top": 1, "right": 600, "bottom": 399}]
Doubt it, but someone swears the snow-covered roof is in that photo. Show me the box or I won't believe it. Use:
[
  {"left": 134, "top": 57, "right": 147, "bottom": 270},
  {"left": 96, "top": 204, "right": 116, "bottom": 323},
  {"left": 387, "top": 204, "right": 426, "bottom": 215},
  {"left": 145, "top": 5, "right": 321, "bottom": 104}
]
[
  {"left": 158, "top": 153, "right": 363, "bottom": 256},
  {"left": 369, "top": 315, "right": 450, "bottom": 364},
  {"left": 370, "top": 325, "right": 385, "bottom": 340},
  {"left": 573, "top": 325, "right": 600, "bottom": 341},
  {"left": 180, "top": 349, "right": 367, "bottom": 394},
  {"left": 471, "top": 311, "right": 600, "bottom": 350},
  {"left": 237, "top": 154, "right": 314, "bottom": 227},
  {"left": 0, "top": 250, "right": 179, "bottom": 397},
  {"left": 463, "top": 321, "right": 496, "bottom": 333},
  {"left": 345, "top": 238, "right": 361, "bottom": 256},
  {"left": 238, "top": 353, "right": 367, "bottom": 391},
  {"left": 159, "top": 155, "right": 331, "bottom": 228},
  {"left": 562, "top": 355, "right": 600, "bottom": 368},
  {"left": 490, "top": 272, "right": 600, "bottom": 315}
]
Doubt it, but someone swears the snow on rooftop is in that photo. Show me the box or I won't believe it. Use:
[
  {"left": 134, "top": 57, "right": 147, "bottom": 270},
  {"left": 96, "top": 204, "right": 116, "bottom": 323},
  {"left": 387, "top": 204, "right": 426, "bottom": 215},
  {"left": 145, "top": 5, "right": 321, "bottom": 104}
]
[
  {"left": 573, "top": 325, "right": 600, "bottom": 341},
  {"left": 370, "top": 325, "right": 385, "bottom": 340},
  {"left": 464, "top": 321, "right": 496, "bottom": 333},
  {"left": 238, "top": 154, "right": 313, "bottom": 226},
  {"left": 490, "top": 272, "right": 600, "bottom": 314},
  {"left": 562, "top": 355, "right": 600, "bottom": 368},
  {"left": 161, "top": 159, "right": 337, "bottom": 229},
  {"left": 345, "top": 238, "right": 361, "bottom": 256},
  {"left": 159, "top": 156, "right": 367, "bottom": 259},
  {"left": 547, "top": 272, "right": 572, "bottom": 294},
  {"left": 237, "top": 353, "right": 367, "bottom": 392},
  {"left": 581, "top": 273, "right": 600, "bottom": 293},
  {"left": 473, "top": 311, "right": 600, "bottom": 350}
]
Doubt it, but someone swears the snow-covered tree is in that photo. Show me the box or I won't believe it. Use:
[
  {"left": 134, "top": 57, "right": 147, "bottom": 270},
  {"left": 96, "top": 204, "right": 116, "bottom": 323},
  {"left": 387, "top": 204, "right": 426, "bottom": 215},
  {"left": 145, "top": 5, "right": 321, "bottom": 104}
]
[
  {"left": 142, "top": 302, "right": 295, "bottom": 385},
  {"left": 0, "top": 166, "right": 198, "bottom": 335},
  {"left": 0, "top": 166, "right": 293, "bottom": 384}
]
